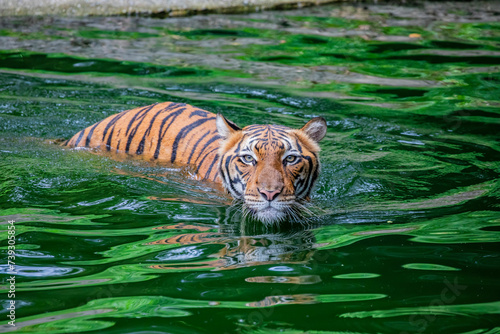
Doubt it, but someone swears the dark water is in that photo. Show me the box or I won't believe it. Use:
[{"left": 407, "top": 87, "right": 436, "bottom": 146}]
[{"left": 1, "top": 2, "right": 500, "bottom": 333}]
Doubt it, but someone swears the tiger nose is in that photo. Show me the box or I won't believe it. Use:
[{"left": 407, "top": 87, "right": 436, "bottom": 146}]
[{"left": 258, "top": 188, "right": 282, "bottom": 202}]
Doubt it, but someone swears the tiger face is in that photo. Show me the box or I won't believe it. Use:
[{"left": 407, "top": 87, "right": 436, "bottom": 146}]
[{"left": 216, "top": 115, "right": 327, "bottom": 224}]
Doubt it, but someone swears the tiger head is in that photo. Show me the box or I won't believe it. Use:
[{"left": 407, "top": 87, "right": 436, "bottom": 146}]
[{"left": 216, "top": 114, "right": 327, "bottom": 224}]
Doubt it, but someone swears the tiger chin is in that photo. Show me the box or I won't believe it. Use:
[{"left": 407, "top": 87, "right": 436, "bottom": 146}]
[{"left": 63, "top": 102, "right": 327, "bottom": 224}]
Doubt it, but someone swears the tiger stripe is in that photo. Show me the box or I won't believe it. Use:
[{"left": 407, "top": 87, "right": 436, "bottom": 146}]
[{"left": 64, "top": 102, "right": 222, "bottom": 181}]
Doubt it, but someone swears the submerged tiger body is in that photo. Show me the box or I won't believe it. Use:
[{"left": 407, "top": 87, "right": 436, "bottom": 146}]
[{"left": 65, "top": 102, "right": 327, "bottom": 223}]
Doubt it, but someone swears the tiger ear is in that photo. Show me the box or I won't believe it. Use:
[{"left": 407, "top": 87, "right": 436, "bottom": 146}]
[
  {"left": 300, "top": 117, "right": 327, "bottom": 142},
  {"left": 216, "top": 114, "right": 241, "bottom": 139}
]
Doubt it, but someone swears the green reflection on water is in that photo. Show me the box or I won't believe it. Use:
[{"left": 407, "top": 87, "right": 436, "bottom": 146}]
[
  {"left": 340, "top": 300, "right": 500, "bottom": 319},
  {"left": 333, "top": 273, "right": 380, "bottom": 279},
  {"left": 402, "top": 263, "right": 460, "bottom": 271}
]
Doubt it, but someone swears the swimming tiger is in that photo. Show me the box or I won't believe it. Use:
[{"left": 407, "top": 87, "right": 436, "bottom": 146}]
[{"left": 64, "top": 102, "right": 327, "bottom": 223}]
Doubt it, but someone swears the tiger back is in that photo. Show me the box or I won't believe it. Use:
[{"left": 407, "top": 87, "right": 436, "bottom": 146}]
[{"left": 64, "top": 102, "right": 222, "bottom": 181}]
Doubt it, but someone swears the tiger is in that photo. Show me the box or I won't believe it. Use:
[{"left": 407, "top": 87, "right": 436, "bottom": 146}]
[{"left": 64, "top": 102, "right": 327, "bottom": 223}]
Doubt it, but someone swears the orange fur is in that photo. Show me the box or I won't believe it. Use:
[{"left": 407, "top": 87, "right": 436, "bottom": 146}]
[{"left": 64, "top": 102, "right": 221, "bottom": 181}]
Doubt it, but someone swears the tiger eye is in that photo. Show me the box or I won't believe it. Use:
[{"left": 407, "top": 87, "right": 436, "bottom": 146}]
[
  {"left": 284, "top": 155, "right": 298, "bottom": 163},
  {"left": 242, "top": 155, "right": 255, "bottom": 164}
]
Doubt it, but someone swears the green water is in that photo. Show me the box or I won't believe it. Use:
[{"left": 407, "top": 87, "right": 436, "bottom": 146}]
[{"left": 1, "top": 2, "right": 500, "bottom": 333}]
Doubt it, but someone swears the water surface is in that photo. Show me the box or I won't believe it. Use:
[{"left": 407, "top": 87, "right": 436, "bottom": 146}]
[{"left": 0, "top": 2, "right": 500, "bottom": 333}]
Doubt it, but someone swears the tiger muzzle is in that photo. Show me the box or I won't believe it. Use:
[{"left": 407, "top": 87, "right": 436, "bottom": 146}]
[{"left": 255, "top": 162, "right": 285, "bottom": 202}]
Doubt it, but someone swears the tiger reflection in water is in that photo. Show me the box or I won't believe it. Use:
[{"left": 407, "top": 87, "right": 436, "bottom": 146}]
[
  {"left": 147, "top": 221, "right": 316, "bottom": 270},
  {"left": 146, "top": 212, "right": 319, "bottom": 306}
]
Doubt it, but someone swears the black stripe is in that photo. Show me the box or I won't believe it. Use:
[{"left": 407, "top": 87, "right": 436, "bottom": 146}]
[
  {"left": 105, "top": 127, "right": 114, "bottom": 151},
  {"left": 233, "top": 135, "right": 245, "bottom": 154},
  {"left": 245, "top": 129, "right": 264, "bottom": 137},
  {"left": 136, "top": 140, "right": 144, "bottom": 155},
  {"left": 195, "top": 147, "right": 218, "bottom": 173},
  {"left": 306, "top": 164, "right": 320, "bottom": 198},
  {"left": 193, "top": 133, "right": 222, "bottom": 164},
  {"left": 233, "top": 163, "right": 243, "bottom": 175},
  {"left": 295, "top": 138, "right": 303, "bottom": 153},
  {"left": 135, "top": 103, "right": 182, "bottom": 155},
  {"left": 125, "top": 104, "right": 155, "bottom": 136},
  {"left": 212, "top": 170, "right": 220, "bottom": 182},
  {"left": 72, "top": 130, "right": 85, "bottom": 146},
  {"left": 125, "top": 104, "right": 157, "bottom": 153},
  {"left": 204, "top": 153, "right": 220, "bottom": 179},
  {"left": 101, "top": 110, "right": 129, "bottom": 142},
  {"left": 171, "top": 117, "right": 215, "bottom": 164},
  {"left": 296, "top": 156, "right": 317, "bottom": 198},
  {"left": 153, "top": 107, "right": 187, "bottom": 159},
  {"left": 85, "top": 119, "right": 105, "bottom": 147},
  {"left": 187, "top": 130, "right": 211, "bottom": 165},
  {"left": 189, "top": 109, "right": 209, "bottom": 118},
  {"left": 101, "top": 112, "right": 131, "bottom": 151},
  {"left": 221, "top": 154, "right": 242, "bottom": 197},
  {"left": 295, "top": 157, "right": 312, "bottom": 197},
  {"left": 245, "top": 127, "right": 288, "bottom": 137}
]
